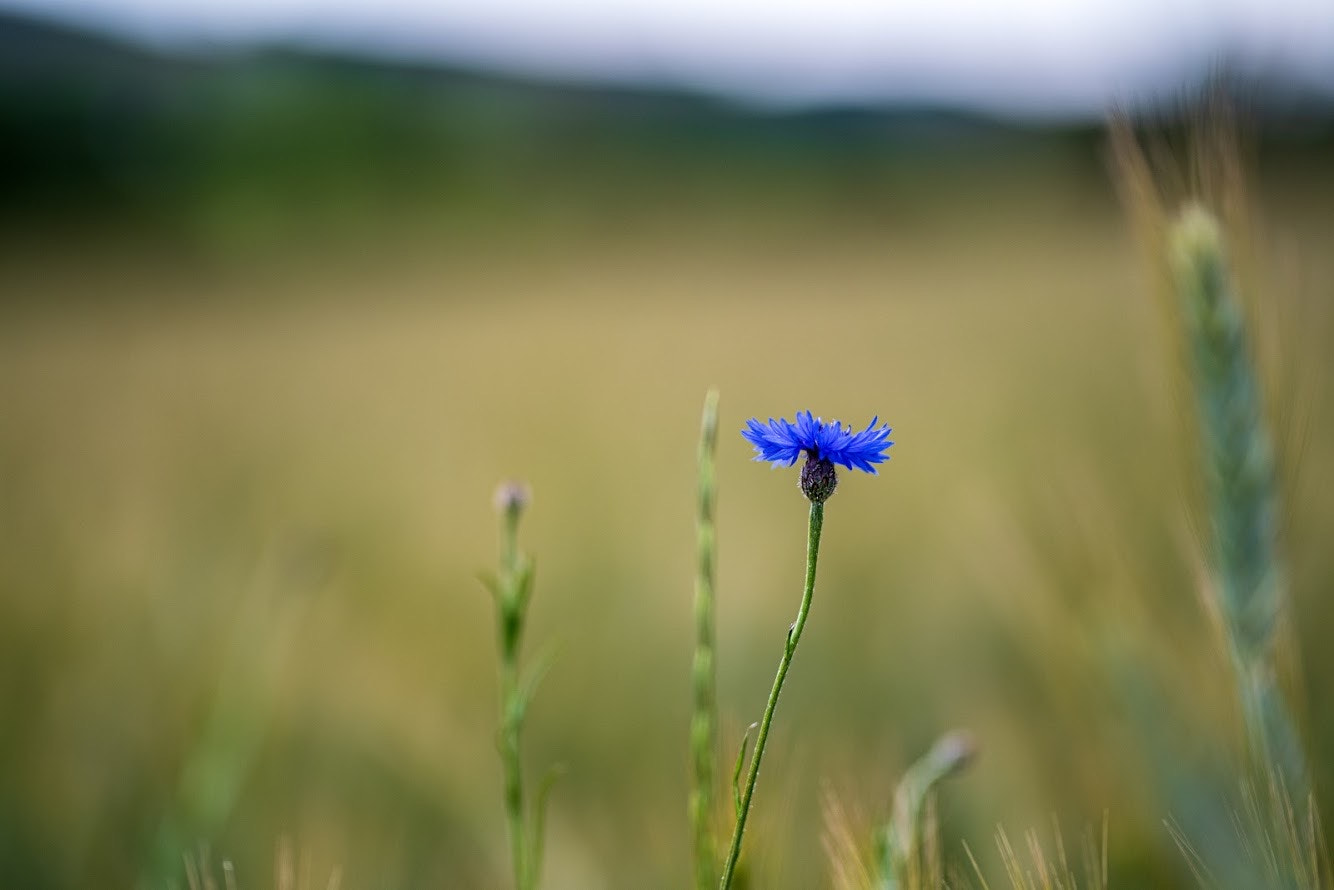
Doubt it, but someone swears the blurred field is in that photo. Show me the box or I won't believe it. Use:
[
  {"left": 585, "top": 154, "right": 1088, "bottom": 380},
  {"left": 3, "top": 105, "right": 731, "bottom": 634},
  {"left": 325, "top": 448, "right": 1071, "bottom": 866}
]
[{"left": 3, "top": 18, "right": 1334, "bottom": 887}]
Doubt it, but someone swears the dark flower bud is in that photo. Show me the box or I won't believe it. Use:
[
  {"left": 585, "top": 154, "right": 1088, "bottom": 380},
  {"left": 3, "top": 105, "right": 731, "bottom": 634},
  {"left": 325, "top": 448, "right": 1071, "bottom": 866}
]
[{"left": 799, "top": 455, "right": 838, "bottom": 503}]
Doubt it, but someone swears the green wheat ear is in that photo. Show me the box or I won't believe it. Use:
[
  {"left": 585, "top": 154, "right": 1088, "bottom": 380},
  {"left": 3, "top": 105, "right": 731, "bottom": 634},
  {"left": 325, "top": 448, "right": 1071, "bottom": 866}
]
[
  {"left": 690, "top": 389, "right": 721, "bottom": 890},
  {"left": 1169, "top": 205, "right": 1307, "bottom": 793}
]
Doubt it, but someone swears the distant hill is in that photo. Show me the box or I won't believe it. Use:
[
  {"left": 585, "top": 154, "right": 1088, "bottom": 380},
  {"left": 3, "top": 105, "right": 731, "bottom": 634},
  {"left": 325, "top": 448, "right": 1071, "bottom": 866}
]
[
  {"left": 0, "top": 11, "right": 1074, "bottom": 215},
  {"left": 0, "top": 9, "right": 1329, "bottom": 225}
]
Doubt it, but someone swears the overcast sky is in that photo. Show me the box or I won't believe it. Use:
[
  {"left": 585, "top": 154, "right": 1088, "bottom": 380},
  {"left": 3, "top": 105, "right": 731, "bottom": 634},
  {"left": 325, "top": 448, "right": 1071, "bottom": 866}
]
[{"left": 5, "top": 0, "right": 1334, "bottom": 115}]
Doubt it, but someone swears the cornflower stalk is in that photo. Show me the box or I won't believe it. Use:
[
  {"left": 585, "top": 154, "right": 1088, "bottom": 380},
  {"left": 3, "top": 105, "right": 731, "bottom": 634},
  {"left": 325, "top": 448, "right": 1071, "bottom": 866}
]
[
  {"left": 721, "top": 408, "right": 893, "bottom": 889},
  {"left": 718, "top": 499, "right": 824, "bottom": 889}
]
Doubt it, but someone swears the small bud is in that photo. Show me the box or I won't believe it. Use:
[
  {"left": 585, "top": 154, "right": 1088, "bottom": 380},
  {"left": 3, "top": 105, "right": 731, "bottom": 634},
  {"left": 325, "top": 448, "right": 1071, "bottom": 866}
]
[
  {"left": 928, "top": 730, "right": 978, "bottom": 778},
  {"left": 799, "top": 455, "right": 838, "bottom": 503},
  {"left": 493, "top": 480, "right": 531, "bottom": 519}
]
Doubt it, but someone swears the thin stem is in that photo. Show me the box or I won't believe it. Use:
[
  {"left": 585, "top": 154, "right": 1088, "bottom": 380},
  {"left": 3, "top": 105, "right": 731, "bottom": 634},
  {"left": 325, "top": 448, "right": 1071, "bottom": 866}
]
[
  {"left": 499, "top": 655, "right": 527, "bottom": 890},
  {"left": 690, "top": 390, "right": 721, "bottom": 890},
  {"left": 497, "top": 510, "right": 528, "bottom": 890},
  {"left": 718, "top": 501, "right": 824, "bottom": 890},
  {"left": 501, "top": 509, "right": 520, "bottom": 582},
  {"left": 879, "top": 732, "right": 976, "bottom": 889}
]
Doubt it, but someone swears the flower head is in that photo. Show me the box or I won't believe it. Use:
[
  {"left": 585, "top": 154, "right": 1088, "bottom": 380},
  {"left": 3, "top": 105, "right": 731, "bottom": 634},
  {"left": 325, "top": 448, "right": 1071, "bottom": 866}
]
[
  {"left": 743, "top": 411, "right": 893, "bottom": 473},
  {"left": 742, "top": 411, "right": 893, "bottom": 503},
  {"left": 492, "top": 480, "right": 531, "bottom": 519}
]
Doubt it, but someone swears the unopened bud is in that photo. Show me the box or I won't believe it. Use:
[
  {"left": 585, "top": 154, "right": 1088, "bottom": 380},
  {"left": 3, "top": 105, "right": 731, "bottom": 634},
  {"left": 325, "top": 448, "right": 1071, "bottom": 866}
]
[
  {"left": 928, "top": 730, "right": 977, "bottom": 777},
  {"left": 799, "top": 455, "right": 838, "bottom": 503},
  {"left": 493, "top": 480, "right": 531, "bottom": 519}
]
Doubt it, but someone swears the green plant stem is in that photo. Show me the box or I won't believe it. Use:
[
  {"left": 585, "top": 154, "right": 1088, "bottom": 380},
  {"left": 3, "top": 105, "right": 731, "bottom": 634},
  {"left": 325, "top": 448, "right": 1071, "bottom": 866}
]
[
  {"left": 719, "top": 501, "right": 824, "bottom": 890},
  {"left": 497, "top": 509, "right": 529, "bottom": 890},
  {"left": 877, "top": 732, "right": 975, "bottom": 890},
  {"left": 690, "top": 389, "right": 721, "bottom": 890},
  {"left": 499, "top": 656, "right": 527, "bottom": 890}
]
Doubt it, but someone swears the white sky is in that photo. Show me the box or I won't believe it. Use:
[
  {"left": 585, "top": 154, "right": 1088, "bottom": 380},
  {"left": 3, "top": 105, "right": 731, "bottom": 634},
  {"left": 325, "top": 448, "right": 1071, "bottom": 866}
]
[{"left": 5, "top": 0, "right": 1334, "bottom": 115}]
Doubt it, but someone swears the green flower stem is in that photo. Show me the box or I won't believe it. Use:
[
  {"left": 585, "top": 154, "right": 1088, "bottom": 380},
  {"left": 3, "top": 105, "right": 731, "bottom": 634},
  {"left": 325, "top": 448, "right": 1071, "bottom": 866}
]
[
  {"left": 496, "top": 502, "right": 529, "bottom": 890},
  {"left": 719, "top": 500, "right": 825, "bottom": 890},
  {"left": 499, "top": 657, "right": 527, "bottom": 890},
  {"left": 690, "top": 390, "right": 721, "bottom": 890}
]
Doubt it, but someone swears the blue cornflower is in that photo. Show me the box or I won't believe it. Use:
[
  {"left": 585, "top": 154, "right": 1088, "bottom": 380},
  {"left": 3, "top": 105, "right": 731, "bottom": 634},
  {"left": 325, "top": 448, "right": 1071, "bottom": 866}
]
[
  {"left": 742, "top": 410, "right": 893, "bottom": 502},
  {"left": 743, "top": 411, "right": 893, "bottom": 472}
]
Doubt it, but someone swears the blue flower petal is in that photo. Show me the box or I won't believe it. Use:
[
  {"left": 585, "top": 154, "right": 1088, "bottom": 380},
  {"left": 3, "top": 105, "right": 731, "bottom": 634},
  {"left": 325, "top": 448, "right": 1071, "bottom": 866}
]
[{"left": 742, "top": 410, "right": 893, "bottom": 475}]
